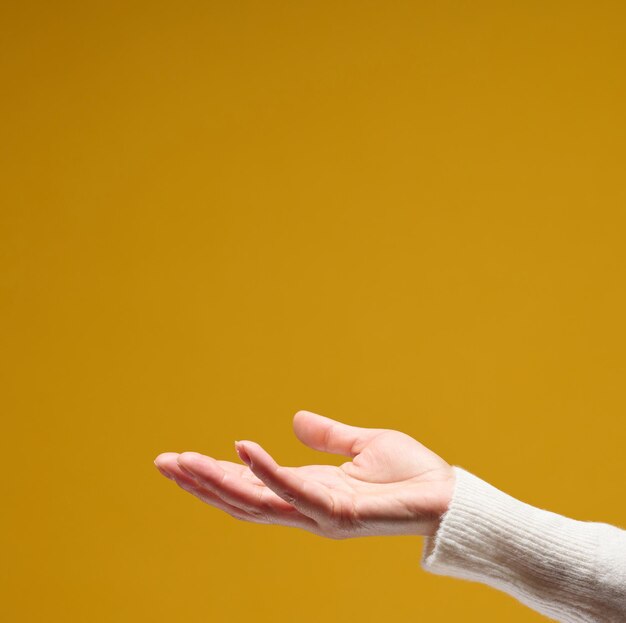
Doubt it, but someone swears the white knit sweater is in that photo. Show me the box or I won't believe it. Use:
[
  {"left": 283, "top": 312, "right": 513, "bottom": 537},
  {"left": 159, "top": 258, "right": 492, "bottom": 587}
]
[{"left": 421, "top": 466, "right": 626, "bottom": 622}]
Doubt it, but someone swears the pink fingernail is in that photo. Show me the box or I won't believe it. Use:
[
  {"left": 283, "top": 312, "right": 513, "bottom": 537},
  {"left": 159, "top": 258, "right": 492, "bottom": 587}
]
[{"left": 235, "top": 441, "right": 252, "bottom": 467}]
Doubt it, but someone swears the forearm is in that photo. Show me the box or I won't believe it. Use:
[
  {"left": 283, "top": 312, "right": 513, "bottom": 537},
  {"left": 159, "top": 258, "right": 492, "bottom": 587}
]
[{"left": 421, "top": 466, "right": 626, "bottom": 622}]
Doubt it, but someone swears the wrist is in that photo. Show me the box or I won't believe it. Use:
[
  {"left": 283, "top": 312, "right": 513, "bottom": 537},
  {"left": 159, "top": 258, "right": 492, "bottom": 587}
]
[
  {"left": 418, "top": 467, "right": 456, "bottom": 537},
  {"left": 407, "top": 466, "right": 456, "bottom": 537}
]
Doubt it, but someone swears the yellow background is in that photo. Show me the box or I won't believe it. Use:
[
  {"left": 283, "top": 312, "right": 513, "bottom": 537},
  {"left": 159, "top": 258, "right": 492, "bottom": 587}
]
[{"left": 1, "top": 2, "right": 625, "bottom": 621}]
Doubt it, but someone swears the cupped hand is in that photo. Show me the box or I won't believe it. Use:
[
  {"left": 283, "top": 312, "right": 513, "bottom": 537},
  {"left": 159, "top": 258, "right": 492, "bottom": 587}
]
[{"left": 154, "top": 410, "right": 455, "bottom": 539}]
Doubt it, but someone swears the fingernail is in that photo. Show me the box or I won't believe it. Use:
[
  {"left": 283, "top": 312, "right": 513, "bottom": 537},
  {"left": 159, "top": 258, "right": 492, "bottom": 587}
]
[{"left": 235, "top": 441, "right": 252, "bottom": 467}]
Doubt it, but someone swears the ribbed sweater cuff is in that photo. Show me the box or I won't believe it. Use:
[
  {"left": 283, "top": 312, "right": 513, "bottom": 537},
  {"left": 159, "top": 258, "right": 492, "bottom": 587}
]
[{"left": 421, "top": 466, "right": 619, "bottom": 623}]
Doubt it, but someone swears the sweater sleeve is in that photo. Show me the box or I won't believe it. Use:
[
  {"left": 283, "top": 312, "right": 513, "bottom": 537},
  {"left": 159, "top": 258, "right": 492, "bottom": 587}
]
[{"left": 421, "top": 466, "right": 626, "bottom": 622}]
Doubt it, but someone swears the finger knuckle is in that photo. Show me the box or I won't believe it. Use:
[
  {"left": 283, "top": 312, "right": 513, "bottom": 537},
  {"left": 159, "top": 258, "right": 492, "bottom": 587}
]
[
  {"left": 324, "top": 527, "right": 347, "bottom": 540},
  {"left": 283, "top": 491, "right": 297, "bottom": 505},
  {"left": 248, "top": 506, "right": 266, "bottom": 520}
]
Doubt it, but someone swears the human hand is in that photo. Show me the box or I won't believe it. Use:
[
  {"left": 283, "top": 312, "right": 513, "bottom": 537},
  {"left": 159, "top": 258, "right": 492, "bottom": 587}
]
[{"left": 154, "top": 410, "right": 455, "bottom": 539}]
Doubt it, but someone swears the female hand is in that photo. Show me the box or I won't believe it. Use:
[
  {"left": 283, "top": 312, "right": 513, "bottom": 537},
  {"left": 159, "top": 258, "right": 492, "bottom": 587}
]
[{"left": 154, "top": 410, "right": 455, "bottom": 539}]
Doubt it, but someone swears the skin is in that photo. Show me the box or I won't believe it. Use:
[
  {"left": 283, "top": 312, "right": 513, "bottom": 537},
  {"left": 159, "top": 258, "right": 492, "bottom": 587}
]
[{"left": 154, "top": 410, "right": 455, "bottom": 539}]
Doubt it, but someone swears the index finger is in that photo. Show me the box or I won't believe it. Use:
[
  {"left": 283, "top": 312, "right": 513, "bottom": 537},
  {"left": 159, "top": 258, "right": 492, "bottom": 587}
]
[{"left": 235, "top": 440, "right": 334, "bottom": 522}]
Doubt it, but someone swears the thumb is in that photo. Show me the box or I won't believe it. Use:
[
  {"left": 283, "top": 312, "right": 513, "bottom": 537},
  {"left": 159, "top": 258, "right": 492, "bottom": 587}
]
[{"left": 292, "top": 410, "right": 385, "bottom": 457}]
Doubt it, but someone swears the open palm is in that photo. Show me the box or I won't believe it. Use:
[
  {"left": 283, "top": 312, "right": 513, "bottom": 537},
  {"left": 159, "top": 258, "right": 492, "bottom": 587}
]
[{"left": 154, "top": 410, "right": 455, "bottom": 539}]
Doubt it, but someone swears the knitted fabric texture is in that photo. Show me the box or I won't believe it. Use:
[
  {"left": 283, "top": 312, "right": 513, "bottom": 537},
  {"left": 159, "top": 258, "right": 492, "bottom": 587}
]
[{"left": 421, "top": 466, "right": 626, "bottom": 622}]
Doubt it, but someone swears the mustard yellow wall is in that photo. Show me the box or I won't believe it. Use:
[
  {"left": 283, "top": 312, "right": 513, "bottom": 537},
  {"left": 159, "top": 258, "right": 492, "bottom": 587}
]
[{"left": 2, "top": 2, "right": 625, "bottom": 621}]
